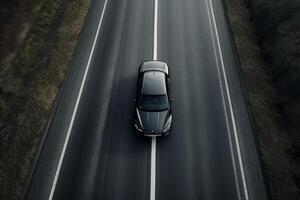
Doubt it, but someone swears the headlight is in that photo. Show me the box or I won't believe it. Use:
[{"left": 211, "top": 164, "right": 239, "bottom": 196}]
[
  {"left": 162, "top": 124, "right": 171, "bottom": 133},
  {"left": 162, "top": 115, "right": 172, "bottom": 133},
  {"left": 135, "top": 123, "right": 143, "bottom": 132}
]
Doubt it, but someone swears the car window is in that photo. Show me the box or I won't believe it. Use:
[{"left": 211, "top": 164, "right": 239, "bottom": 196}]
[
  {"left": 137, "top": 75, "right": 143, "bottom": 93},
  {"left": 138, "top": 95, "right": 169, "bottom": 111}
]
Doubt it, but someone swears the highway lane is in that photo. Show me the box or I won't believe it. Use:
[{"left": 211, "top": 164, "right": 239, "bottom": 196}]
[
  {"left": 23, "top": 0, "right": 153, "bottom": 199},
  {"left": 157, "top": 0, "right": 239, "bottom": 199},
  {"left": 22, "top": 0, "right": 268, "bottom": 200},
  {"left": 156, "top": 0, "right": 268, "bottom": 200},
  {"left": 52, "top": 0, "right": 153, "bottom": 199}
]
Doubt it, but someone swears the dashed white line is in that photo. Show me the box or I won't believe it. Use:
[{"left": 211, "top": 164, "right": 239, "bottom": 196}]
[
  {"left": 205, "top": 0, "right": 249, "bottom": 199},
  {"left": 48, "top": 1, "right": 108, "bottom": 199}
]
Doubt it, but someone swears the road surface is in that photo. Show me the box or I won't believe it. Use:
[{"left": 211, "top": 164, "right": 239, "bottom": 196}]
[{"left": 22, "top": 0, "right": 268, "bottom": 200}]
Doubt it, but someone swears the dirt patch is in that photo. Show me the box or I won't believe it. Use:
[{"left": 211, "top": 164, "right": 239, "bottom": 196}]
[
  {"left": 0, "top": 0, "right": 90, "bottom": 199},
  {"left": 224, "top": 0, "right": 299, "bottom": 199}
]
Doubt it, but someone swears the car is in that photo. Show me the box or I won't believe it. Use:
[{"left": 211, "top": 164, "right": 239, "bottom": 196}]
[{"left": 134, "top": 61, "right": 173, "bottom": 137}]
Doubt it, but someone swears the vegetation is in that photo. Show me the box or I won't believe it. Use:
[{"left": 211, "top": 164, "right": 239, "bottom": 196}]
[
  {"left": 248, "top": 0, "right": 300, "bottom": 188},
  {"left": 225, "top": 0, "right": 300, "bottom": 199},
  {"left": 0, "top": 0, "right": 90, "bottom": 199},
  {"left": 248, "top": 0, "right": 300, "bottom": 195}
]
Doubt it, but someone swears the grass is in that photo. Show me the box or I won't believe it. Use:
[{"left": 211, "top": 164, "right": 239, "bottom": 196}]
[{"left": 0, "top": 0, "right": 91, "bottom": 199}]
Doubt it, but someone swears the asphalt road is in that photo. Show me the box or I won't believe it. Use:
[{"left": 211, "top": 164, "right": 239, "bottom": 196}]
[{"left": 22, "top": 0, "right": 269, "bottom": 200}]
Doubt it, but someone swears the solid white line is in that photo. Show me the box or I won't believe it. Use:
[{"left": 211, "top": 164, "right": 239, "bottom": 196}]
[
  {"left": 205, "top": 2, "right": 241, "bottom": 199},
  {"left": 206, "top": 0, "right": 249, "bottom": 200},
  {"left": 48, "top": 0, "right": 108, "bottom": 199},
  {"left": 150, "top": 137, "right": 157, "bottom": 200},
  {"left": 153, "top": 0, "right": 158, "bottom": 61},
  {"left": 150, "top": 1, "right": 158, "bottom": 200}
]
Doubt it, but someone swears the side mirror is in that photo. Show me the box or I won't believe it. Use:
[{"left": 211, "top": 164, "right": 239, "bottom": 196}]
[{"left": 169, "top": 98, "right": 174, "bottom": 102}]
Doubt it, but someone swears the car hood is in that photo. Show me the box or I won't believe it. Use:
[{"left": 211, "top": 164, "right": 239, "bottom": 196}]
[{"left": 137, "top": 109, "right": 169, "bottom": 133}]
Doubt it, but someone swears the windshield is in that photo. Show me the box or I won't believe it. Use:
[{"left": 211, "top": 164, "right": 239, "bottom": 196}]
[{"left": 138, "top": 95, "right": 169, "bottom": 111}]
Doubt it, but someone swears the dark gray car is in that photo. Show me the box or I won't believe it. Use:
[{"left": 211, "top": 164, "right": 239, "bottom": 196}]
[{"left": 134, "top": 61, "right": 173, "bottom": 137}]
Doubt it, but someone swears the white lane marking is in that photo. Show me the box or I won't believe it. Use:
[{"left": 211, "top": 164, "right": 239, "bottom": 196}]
[
  {"left": 48, "top": 0, "right": 108, "bottom": 199},
  {"left": 150, "top": 137, "right": 157, "bottom": 200},
  {"left": 206, "top": 2, "right": 241, "bottom": 199},
  {"left": 153, "top": 0, "right": 158, "bottom": 61},
  {"left": 150, "top": 1, "right": 158, "bottom": 200},
  {"left": 205, "top": 0, "right": 249, "bottom": 199}
]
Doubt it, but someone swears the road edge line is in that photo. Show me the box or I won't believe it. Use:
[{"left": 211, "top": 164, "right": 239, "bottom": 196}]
[
  {"left": 205, "top": 1, "right": 241, "bottom": 198},
  {"left": 48, "top": 0, "right": 109, "bottom": 199},
  {"left": 206, "top": 0, "right": 249, "bottom": 199}
]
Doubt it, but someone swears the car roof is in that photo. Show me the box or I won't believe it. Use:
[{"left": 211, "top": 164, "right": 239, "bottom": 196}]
[{"left": 141, "top": 71, "right": 167, "bottom": 95}]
